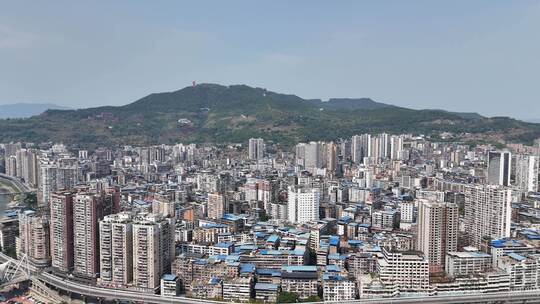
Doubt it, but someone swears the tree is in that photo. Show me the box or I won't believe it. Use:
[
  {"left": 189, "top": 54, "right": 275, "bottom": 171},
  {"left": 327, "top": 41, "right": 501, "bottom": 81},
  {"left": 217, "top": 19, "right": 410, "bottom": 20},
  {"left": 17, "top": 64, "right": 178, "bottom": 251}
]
[
  {"left": 24, "top": 192, "right": 37, "bottom": 208},
  {"left": 277, "top": 292, "right": 299, "bottom": 303},
  {"left": 258, "top": 212, "right": 271, "bottom": 222},
  {"left": 302, "top": 296, "right": 321, "bottom": 302}
]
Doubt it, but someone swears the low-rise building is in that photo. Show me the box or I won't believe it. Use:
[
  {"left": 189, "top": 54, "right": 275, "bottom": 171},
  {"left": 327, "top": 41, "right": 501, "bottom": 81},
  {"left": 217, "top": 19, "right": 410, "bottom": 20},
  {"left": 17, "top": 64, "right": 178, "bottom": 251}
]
[
  {"left": 281, "top": 266, "right": 319, "bottom": 300},
  {"left": 446, "top": 251, "right": 492, "bottom": 277},
  {"left": 160, "top": 274, "right": 180, "bottom": 296},
  {"left": 254, "top": 283, "right": 279, "bottom": 303},
  {"left": 322, "top": 273, "right": 356, "bottom": 301},
  {"left": 222, "top": 277, "right": 252, "bottom": 302}
]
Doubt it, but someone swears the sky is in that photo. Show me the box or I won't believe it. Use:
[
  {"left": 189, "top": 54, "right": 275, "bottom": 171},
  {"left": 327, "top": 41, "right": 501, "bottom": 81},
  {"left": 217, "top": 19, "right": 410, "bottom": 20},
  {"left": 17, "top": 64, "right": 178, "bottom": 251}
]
[{"left": 1, "top": 1, "right": 539, "bottom": 120}]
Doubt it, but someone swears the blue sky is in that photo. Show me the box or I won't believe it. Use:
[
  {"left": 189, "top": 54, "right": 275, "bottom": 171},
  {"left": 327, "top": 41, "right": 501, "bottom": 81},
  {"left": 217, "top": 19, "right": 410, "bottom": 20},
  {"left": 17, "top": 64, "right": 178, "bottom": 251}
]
[{"left": 1, "top": 1, "right": 539, "bottom": 119}]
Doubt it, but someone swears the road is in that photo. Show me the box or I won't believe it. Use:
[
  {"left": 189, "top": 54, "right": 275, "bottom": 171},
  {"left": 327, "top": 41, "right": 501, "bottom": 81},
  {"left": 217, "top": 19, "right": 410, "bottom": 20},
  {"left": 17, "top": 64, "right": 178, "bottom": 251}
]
[
  {"left": 0, "top": 173, "right": 33, "bottom": 194},
  {"left": 36, "top": 273, "right": 540, "bottom": 304},
  {"left": 0, "top": 173, "right": 33, "bottom": 191}
]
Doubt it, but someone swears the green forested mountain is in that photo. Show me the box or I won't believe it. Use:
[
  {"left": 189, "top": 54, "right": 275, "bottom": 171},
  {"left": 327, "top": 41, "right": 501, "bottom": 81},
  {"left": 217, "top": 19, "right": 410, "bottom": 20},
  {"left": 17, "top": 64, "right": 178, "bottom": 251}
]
[{"left": 1, "top": 84, "right": 539, "bottom": 148}]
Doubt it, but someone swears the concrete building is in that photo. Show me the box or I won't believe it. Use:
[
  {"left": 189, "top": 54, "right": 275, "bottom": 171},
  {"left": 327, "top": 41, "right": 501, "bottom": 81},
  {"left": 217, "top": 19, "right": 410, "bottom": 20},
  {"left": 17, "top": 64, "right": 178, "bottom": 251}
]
[
  {"left": 160, "top": 274, "right": 180, "bottom": 296},
  {"left": 498, "top": 253, "right": 540, "bottom": 291},
  {"left": 322, "top": 273, "right": 356, "bottom": 301},
  {"left": 352, "top": 134, "right": 371, "bottom": 164},
  {"left": 49, "top": 191, "right": 75, "bottom": 273},
  {"left": 416, "top": 200, "right": 458, "bottom": 273},
  {"left": 490, "top": 239, "right": 538, "bottom": 269},
  {"left": 207, "top": 192, "right": 225, "bottom": 220},
  {"left": 514, "top": 154, "right": 538, "bottom": 192},
  {"left": 281, "top": 266, "right": 318, "bottom": 300},
  {"left": 99, "top": 212, "right": 133, "bottom": 286},
  {"left": 487, "top": 151, "right": 511, "bottom": 186},
  {"left": 445, "top": 251, "right": 492, "bottom": 277},
  {"left": 16, "top": 210, "right": 50, "bottom": 267},
  {"left": 73, "top": 193, "right": 103, "bottom": 278},
  {"left": 254, "top": 283, "right": 279, "bottom": 303},
  {"left": 464, "top": 185, "right": 512, "bottom": 247},
  {"left": 132, "top": 214, "right": 175, "bottom": 291},
  {"left": 222, "top": 277, "right": 252, "bottom": 302},
  {"left": 287, "top": 186, "right": 320, "bottom": 223},
  {"left": 376, "top": 248, "right": 430, "bottom": 294},
  {"left": 248, "top": 138, "right": 265, "bottom": 160}
]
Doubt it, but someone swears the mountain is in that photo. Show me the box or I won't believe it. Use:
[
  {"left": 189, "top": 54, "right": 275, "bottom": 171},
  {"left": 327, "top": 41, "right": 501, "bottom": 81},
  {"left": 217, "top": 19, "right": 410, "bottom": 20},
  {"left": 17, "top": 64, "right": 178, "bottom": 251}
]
[
  {"left": 0, "top": 84, "right": 539, "bottom": 148},
  {"left": 308, "top": 98, "right": 394, "bottom": 111},
  {"left": 0, "top": 103, "right": 70, "bottom": 119}
]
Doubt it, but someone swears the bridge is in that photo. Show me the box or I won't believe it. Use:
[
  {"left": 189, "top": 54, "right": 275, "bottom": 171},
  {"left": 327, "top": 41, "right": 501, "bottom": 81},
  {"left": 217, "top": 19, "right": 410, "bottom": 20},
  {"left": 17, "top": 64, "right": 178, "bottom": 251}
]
[
  {"left": 1, "top": 253, "right": 540, "bottom": 304},
  {"left": 0, "top": 173, "right": 35, "bottom": 195}
]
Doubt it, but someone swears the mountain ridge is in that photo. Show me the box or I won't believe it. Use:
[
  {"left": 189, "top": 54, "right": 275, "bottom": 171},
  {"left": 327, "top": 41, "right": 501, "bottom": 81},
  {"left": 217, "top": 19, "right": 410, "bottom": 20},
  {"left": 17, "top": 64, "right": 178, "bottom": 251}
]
[
  {"left": 0, "top": 103, "right": 70, "bottom": 119},
  {"left": 0, "top": 84, "right": 538, "bottom": 148}
]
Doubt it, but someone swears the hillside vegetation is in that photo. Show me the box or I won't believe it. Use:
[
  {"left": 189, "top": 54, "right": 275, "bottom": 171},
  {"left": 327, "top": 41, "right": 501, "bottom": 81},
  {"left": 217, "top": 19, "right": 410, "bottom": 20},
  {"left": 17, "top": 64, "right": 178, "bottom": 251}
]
[{"left": 1, "top": 84, "right": 539, "bottom": 148}]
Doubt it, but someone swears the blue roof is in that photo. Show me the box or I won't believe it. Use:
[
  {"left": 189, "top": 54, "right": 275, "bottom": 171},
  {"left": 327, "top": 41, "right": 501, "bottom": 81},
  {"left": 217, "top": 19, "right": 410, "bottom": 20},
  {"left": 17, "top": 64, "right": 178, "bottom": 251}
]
[
  {"left": 4, "top": 210, "right": 17, "bottom": 218},
  {"left": 339, "top": 215, "right": 352, "bottom": 223},
  {"left": 162, "top": 274, "right": 177, "bottom": 281},
  {"left": 328, "top": 253, "right": 346, "bottom": 260},
  {"left": 261, "top": 249, "right": 283, "bottom": 255},
  {"left": 507, "top": 253, "right": 526, "bottom": 261},
  {"left": 282, "top": 265, "right": 317, "bottom": 273},
  {"left": 194, "top": 259, "right": 208, "bottom": 265},
  {"left": 256, "top": 269, "right": 281, "bottom": 277},
  {"left": 267, "top": 234, "right": 280, "bottom": 243},
  {"left": 255, "top": 232, "right": 267, "bottom": 238},
  {"left": 323, "top": 273, "right": 344, "bottom": 281},
  {"left": 235, "top": 245, "right": 258, "bottom": 252},
  {"left": 214, "top": 242, "right": 233, "bottom": 248},
  {"left": 326, "top": 265, "right": 341, "bottom": 272},
  {"left": 254, "top": 283, "right": 279, "bottom": 291},
  {"left": 491, "top": 238, "right": 524, "bottom": 248},
  {"left": 329, "top": 236, "right": 340, "bottom": 246},
  {"left": 202, "top": 223, "right": 228, "bottom": 229},
  {"left": 240, "top": 263, "right": 256, "bottom": 273},
  {"left": 223, "top": 213, "right": 242, "bottom": 221}
]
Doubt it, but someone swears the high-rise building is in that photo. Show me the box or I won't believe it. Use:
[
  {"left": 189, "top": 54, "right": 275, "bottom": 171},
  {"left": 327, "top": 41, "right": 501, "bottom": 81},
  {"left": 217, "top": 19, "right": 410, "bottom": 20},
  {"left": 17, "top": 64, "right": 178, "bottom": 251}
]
[
  {"left": 416, "top": 200, "right": 458, "bottom": 273},
  {"left": 304, "top": 142, "right": 323, "bottom": 169},
  {"left": 351, "top": 134, "right": 371, "bottom": 164},
  {"left": 15, "top": 148, "right": 39, "bottom": 187},
  {"left": 248, "top": 138, "right": 265, "bottom": 160},
  {"left": 464, "top": 185, "right": 512, "bottom": 247},
  {"left": 377, "top": 133, "right": 391, "bottom": 160},
  {"left": 287, "top": 186, "right": 320, "bottom": 223},
  {"left": 38, "top": 160, "right": 79, "bottom": 208},
  {"left": 73, "top": 193, "right": 103, "bottom": 278},
  {"left": 326, "top": 142, "right": 338, "bottom": 173},
  {"left": 50, "top": 191, "right": 75, "bottom": 273},
  {"left": 513, "top": 154, "right": 538, "bottom": 192},
  {"left": 296, "top": 141, "right": 331, "bottom": 171},
  {"left": 488, "top": 151, "right": 511, "bottom": 186},
  {"left": 16, "top": 210, "right": 50, "bottom": 267},
  {"left": 390, "top": 135, "right": 404, "bottom": 160},
  {"left": 5, "top": 155, "right": 17, "bottom": 177},
  {"left": 99, "top": 212, "right": 133, "bottom": 286},
  {"left": 132, "top": 214, "right": 175, "bottom": 291},
  {"left": 207, "top": 193, "right": 225, "bottom": 220}
]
